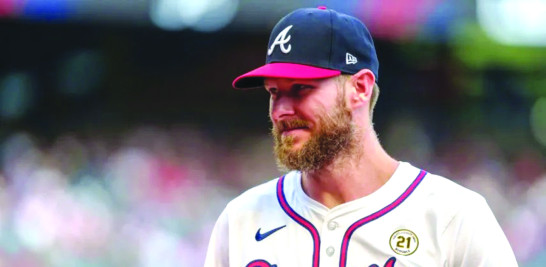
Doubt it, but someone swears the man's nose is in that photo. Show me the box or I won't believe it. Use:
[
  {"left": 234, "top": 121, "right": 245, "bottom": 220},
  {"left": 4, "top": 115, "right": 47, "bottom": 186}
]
[{"left": 270, "top": 97, "right": 296, "bottom": 122}]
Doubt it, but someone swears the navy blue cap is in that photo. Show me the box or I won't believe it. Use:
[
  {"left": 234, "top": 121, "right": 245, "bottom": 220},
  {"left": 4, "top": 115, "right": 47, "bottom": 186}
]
[{"left": 233, "top": 7, "right": 379, "bottom": 89}]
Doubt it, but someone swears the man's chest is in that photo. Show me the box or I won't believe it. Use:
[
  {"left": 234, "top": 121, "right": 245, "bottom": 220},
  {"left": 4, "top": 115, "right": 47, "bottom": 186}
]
[{"left": 230, "top": 215, "right": 443, "bottom": 267}]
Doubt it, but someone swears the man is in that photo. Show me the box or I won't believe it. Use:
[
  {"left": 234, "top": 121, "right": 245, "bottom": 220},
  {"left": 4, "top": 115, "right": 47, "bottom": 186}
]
[{"left": 205, "top": 6, "right": 518, "bottom": 267}]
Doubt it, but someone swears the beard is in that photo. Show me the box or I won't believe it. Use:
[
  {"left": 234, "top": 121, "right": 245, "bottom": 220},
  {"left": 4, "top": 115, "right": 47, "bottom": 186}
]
[{"left": 272, "top": 98, "right": 356, "bottom": 172}]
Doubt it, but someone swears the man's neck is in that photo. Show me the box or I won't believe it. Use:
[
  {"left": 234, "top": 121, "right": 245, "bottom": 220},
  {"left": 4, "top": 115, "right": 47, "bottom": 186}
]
[{"left": 300, "top": 130, "right": 399, "bottom": 209}]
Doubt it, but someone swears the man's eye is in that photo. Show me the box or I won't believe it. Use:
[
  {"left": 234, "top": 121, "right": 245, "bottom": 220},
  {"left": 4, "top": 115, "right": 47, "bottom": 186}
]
[{"left": 293, "top": 84, "right": 312, "bottom": 91}]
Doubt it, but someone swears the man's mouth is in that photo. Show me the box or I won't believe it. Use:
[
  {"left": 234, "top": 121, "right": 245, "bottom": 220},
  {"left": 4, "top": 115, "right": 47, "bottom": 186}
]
[
  {"left": 276, "top": 119, "right": 311, "bottom": 135},
  {"left": 282, "top": 126, "right": 308, "bottom": 132}
]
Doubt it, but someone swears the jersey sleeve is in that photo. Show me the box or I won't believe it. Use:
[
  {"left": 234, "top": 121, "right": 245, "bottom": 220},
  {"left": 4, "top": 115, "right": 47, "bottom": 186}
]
[
  {"left": 204, "top": 207, "right": 230, "bottom": 267},
  {"left": 442, "top": 195, "right": 518, "bottom": 267}
]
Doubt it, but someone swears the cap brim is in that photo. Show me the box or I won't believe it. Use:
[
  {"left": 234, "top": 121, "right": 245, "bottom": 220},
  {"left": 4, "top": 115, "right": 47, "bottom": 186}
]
[{"left": 232, "top": 63, "right": 341, "bottom": 89}]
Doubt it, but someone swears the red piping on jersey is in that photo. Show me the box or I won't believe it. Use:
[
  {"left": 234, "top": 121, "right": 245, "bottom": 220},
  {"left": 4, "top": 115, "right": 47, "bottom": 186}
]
[
  {"left": 277, "top": 175, "right": 321, "bottom": 267},
  {"left": 339, "top": 169, "right": 427, "bottom": 267}
]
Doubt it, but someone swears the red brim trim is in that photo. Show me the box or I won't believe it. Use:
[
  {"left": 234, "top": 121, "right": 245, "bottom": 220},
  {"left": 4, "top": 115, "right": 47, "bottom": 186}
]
[{"left": 232, "top": 63, "right": 341, "bottom": 89}]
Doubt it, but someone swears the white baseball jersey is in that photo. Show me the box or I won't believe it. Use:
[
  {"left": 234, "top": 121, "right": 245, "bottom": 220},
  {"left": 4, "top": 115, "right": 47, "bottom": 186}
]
[{"left": 204, "top": 162, "right": 518, "bottom": 267}]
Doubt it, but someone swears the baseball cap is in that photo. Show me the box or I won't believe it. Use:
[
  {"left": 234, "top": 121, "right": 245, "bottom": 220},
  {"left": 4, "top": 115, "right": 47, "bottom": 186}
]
[{"left": 232, "top": 6, "right": 379, "bottom": 89}]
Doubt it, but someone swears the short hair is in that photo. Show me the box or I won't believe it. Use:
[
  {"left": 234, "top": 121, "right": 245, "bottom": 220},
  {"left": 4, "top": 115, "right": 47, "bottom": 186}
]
[{"left": 335, "top": 74, "right": 380, "bottom": 120}]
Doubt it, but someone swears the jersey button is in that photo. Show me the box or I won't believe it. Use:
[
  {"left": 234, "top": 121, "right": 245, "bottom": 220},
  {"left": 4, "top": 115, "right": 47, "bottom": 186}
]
[
  {"left": 327, "top": 221, "right": 338, "bottom": 230},
  {"left": 326, "top": 246, "right": 335, "bottom": 256}
]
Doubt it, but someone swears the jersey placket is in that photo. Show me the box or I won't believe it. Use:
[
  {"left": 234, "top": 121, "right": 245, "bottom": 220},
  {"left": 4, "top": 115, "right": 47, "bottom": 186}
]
[{"left": 319, "top": 213, "right": 344, "bottom": 267}]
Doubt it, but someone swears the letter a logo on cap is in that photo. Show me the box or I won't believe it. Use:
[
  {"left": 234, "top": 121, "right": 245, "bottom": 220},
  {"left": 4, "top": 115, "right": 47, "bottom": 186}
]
[{"left": 268, "top": 25, "right": 293, "bottom": 56}]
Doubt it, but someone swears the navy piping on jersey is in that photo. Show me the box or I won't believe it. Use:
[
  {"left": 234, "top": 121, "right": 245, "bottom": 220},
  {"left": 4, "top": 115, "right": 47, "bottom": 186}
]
[
  {"left": 339, "top": 169, "right": 427, "bottom": 267},
  {"left": 276, "top": 175, "right": 321, "bottom": 267},
  {"left": 276, "top": 169, "right": 427, "bottom": 267}
]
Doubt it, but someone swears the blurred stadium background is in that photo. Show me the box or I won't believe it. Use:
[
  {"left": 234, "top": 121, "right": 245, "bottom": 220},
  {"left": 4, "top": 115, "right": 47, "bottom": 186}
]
[{"left": 0, "top": 0, "right": 545, "bottom": 266}]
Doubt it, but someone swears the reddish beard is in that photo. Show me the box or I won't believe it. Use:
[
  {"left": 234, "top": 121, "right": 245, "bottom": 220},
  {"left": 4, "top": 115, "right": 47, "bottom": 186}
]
[{"left": 272, "top": 99, "right": 355, "bottom": 172}]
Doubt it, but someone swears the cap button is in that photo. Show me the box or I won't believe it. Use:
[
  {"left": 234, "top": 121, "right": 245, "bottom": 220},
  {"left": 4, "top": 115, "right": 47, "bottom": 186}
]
[{"left": 317, "top": 6, "right": 327, "bottom": 10}]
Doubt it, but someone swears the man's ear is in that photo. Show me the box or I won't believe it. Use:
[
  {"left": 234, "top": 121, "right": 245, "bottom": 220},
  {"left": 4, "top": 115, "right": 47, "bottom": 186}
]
[{"left": 349, "top": 69, "right": 375, "bottom": 109}]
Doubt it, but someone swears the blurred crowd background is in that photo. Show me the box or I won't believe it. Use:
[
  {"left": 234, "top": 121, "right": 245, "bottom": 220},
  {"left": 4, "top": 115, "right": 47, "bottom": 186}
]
[{"left": 1, "top": 0, "right": 546, "bottom": 266}]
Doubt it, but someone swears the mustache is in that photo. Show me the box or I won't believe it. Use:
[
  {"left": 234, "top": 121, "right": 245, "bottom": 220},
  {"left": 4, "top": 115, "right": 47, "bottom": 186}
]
[{"left": 274, "top": 119, "right": 310, "bottom": 132}]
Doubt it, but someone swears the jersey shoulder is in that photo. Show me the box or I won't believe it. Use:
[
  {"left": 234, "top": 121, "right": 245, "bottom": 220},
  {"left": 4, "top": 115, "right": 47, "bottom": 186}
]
[
  {"left": 410, "top": 167, "right": 491, "bottom": 226},
  {"left": 420, "top": 170, "right": 486, "bottom": 205},
  {"left": 415, "top": 168, "right": 517, "bottom": 266},
  {"left": 399, "top": 162, "right": 485, "bottom": 207}
]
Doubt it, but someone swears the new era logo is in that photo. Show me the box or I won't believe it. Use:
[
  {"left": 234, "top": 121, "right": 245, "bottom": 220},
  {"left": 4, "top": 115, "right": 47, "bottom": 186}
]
[{"left": 346, "top": 53, "right": 357, "bottom": 64}]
